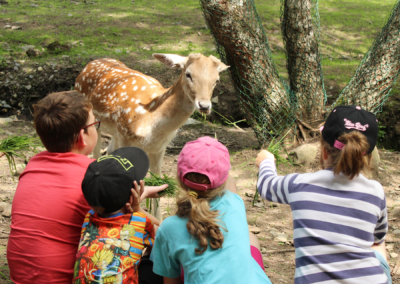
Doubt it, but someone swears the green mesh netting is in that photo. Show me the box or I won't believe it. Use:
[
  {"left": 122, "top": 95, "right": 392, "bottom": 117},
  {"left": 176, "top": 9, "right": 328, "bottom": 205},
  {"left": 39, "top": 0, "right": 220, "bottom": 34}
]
[
  {"left": 199, "top": 0, "right": 400, "bottom": 146},
  {"left": 330, "top": 0, "right": 400, "bottom": 114}
]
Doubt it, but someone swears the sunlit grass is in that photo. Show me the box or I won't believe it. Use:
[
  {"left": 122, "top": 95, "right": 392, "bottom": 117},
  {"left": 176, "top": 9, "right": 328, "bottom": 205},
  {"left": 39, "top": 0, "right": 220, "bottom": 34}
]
[{"left": 0, "top": 0, "right": 399, "bottom": 93}]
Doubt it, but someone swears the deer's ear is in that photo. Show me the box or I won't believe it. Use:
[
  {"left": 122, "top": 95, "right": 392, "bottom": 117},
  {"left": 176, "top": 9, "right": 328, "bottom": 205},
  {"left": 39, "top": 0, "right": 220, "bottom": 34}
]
[
  {"left": 209, "top": 55, "right": 229, "bottom": 73},
  {"left": 217, "top": 62, "right": 229, "bottom": 73},
  {"left": 153, "top": 53, "right": 187, "bottom": 69}
]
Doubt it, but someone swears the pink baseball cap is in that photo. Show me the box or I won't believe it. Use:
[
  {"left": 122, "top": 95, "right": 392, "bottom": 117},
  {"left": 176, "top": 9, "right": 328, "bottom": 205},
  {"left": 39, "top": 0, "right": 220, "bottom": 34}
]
[{"left": 177, "top": 136, "right": 231, "bottom": 191}]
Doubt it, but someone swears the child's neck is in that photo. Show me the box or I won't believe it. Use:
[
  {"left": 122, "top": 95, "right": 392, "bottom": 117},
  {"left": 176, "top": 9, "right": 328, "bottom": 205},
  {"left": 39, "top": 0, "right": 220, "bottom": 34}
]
[{"left": 95, "top": 208, "right": 125, "bottom": 218}]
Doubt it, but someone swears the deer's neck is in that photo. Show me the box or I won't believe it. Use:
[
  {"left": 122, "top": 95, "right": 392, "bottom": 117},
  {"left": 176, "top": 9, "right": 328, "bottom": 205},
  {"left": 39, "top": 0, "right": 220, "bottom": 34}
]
[{"left": 146, "top": 74, "right": 195, "bottom": 133}]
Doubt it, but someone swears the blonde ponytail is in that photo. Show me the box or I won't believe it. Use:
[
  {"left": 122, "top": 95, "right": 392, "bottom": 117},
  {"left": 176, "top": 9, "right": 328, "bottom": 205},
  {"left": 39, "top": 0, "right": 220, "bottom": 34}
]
[{"left": 176, "top": 172, "right": 227, "bottom": 254}]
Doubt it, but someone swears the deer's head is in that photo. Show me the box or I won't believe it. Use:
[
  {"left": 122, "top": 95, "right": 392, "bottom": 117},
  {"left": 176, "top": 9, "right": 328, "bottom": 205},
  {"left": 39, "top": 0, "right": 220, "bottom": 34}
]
[{"left": 153, "top": 53, "right": 229, "bottom": 115}]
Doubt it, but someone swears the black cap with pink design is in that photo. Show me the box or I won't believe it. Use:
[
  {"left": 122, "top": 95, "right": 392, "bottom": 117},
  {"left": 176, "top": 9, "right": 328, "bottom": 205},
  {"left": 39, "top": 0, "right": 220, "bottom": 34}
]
[{"left": 321, "top": 105, "right": 378, "bottom": 154}]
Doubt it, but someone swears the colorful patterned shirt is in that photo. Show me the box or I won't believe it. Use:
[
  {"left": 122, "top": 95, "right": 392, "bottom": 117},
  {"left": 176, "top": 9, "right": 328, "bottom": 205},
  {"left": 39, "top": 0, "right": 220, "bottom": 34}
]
[
  {"left": 73, "top": 210, "right": 154, "bottom": 284},
  {"left": 257, "top": 159, "right": 388, "bottom": 284}
]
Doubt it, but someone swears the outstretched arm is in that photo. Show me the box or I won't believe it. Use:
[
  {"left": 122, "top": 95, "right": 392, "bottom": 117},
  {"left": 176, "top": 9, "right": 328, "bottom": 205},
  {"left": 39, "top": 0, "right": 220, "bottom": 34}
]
[
  {"left": 140, "top": 184, "right": 169, "bottom": 201},
  {"left": 256, "top": 150, "right": 296, "bottom": 204}
]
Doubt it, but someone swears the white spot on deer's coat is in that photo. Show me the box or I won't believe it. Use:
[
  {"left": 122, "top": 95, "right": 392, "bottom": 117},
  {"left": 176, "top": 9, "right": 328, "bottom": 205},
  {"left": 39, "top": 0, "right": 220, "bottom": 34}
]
[
  {"left": 150, "top": 85, "right": 157, "bottom": 89},
  {"left": 151, "top": 93, "right": 158, "bottom": 99},
  {"left": 132, "top": 80, "right": 136, "bottom": 85},
  {"left": 112, "top": 114, "right": 118, "bottom": 121},
  {"left": 123, "top": 108, "right": 131, "bottom": 114},
  {"left": 141, "top": 86, "right": 146, "bottom": 91},
  {"left": 135, "top": 106, "right": 146, "bottom": 114},
  {"left": 128, "top": 119, "right": 132, "bottom": 123},
  {"left": 131, "top": 98, "right": 135, "bottom": 102},
  {"left": 123, "top": 71, "right": 128, "bottom": 74},
  {"left": 133, "top": 86, "right": 138, "bottom": 91},
  {"left": 121, "top": 92, "right": 126, "bottom": 96},
  {"left": 135, "top": 99, "right": 141, "bottom": 104},
  {"left": 82, "top": 76, "right": 85, "bottom": 81}
]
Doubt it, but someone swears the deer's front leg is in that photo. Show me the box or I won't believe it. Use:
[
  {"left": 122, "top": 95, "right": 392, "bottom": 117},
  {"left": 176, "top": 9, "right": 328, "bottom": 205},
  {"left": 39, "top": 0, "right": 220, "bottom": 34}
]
[
  {"left": 148, "top": 148, "right": 167, "bottom": 222},
  {"left": 148, "top": 148, "right": 166, "bottom": 176}
]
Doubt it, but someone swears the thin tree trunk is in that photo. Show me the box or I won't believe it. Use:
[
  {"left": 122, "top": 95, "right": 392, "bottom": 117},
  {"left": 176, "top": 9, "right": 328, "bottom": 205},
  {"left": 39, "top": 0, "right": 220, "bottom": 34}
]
[
  {"left": 200, "top": 0, "right": 295, "bottom": 141},
  {"left": 281, "top": 0, "right": 325, "bottom": 120},
  {"left": 333, "top": 0, "right": 400, "bottom": 113}
]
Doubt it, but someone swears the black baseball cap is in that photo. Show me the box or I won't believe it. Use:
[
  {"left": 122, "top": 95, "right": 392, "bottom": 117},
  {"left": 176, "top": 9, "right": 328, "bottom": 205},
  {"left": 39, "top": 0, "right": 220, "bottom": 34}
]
[
  {"left": 82, "top": 147, "right": 149, "bottom": 214},
  {"left": 321, "top": 105, "right": 378, "bottom": 154}
]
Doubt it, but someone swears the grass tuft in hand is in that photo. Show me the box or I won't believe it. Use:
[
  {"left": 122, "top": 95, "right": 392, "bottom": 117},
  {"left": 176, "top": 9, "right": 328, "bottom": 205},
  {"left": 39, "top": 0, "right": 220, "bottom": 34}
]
[{"left": 144, "top": 172, "right": 178, "bottom": 197}]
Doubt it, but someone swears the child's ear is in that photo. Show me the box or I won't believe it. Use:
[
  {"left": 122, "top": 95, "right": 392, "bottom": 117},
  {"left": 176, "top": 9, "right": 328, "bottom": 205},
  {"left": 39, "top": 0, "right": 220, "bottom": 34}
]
[
  {"left": 76, "top": 129, "right": 88, "bottom": 147},
  {"left": 322, "top": 146, "right": 329, "bottom": 160}
]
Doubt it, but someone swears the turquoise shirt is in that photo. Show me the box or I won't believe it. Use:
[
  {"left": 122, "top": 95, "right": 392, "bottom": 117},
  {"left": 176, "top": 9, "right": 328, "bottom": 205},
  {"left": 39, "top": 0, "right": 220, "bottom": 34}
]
[{"left": 151, "top": 190, "right": 272, "bottom": 284}]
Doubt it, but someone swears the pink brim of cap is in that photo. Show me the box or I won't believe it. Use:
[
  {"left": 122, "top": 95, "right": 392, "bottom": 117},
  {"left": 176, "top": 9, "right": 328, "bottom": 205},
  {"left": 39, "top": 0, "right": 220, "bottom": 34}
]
[{"left": 182, "top": 177, "right": 212, "bottom": 191}]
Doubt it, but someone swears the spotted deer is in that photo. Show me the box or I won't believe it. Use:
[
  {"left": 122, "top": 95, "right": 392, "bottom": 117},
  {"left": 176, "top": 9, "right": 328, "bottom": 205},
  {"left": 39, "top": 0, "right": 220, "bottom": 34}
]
[{"left": 75, "top": 53, "right": 229, "bottom": 176}]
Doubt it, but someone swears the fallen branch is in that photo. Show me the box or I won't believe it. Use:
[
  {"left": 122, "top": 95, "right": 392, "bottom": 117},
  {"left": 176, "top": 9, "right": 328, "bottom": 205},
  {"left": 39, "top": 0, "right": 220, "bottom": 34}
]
[
  {"left": 297, "top": 123, "right": 308, "bottom": 142},
  {"left": 297, "top": 119, "right": 319, "bottom": 132}
]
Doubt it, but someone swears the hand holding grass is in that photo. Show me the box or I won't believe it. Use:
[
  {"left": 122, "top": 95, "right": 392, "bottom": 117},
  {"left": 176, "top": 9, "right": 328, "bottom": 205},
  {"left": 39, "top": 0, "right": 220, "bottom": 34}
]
[
  {"left": 140, "top": 183, "right": 169, "bottom": 201},
  {"left": 256, "top": 150, "right": 275, "bottom": 168}
]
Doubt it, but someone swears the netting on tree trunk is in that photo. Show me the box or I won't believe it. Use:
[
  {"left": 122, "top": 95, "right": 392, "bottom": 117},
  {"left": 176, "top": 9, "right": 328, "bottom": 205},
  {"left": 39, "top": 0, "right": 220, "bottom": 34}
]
[
  {"left": 330, "top": 0, "right": 400, "bottom": 114},
  {"left": 199, "top": 0, "right": 298, "bottom": 144},
  {"left": 200, "top": 0, "right": 400, "bottom": 146}
]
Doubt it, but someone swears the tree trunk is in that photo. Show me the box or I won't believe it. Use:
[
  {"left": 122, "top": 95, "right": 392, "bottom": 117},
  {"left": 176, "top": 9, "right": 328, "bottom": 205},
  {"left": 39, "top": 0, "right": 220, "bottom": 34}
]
[
  {"left": 200, "top": 0, "right": 295, "bottom": 141},
  {"left": 281, "top": 0, "right": 325, "bottom": 120},
  {"left": 333, "top": 1, "right": 400, "bottom": 113}
]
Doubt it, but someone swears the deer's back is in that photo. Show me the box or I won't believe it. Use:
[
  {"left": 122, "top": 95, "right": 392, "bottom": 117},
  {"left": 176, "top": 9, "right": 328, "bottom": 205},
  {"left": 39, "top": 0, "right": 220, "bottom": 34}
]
[{"left": 75, "top": 59, "right": 166, "bottom": 138}]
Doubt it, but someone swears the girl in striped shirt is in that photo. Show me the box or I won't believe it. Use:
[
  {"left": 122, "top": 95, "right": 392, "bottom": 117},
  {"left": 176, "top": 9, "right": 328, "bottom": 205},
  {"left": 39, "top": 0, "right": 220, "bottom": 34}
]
[{"left": 256, "top": 105, "right": 391, "bottom": 284}]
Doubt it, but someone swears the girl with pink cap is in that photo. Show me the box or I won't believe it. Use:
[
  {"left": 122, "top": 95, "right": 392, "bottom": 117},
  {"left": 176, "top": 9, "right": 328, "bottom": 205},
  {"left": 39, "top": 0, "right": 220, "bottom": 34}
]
[{"left": 151, "top": 136, "right": 272, "bottom": 284}]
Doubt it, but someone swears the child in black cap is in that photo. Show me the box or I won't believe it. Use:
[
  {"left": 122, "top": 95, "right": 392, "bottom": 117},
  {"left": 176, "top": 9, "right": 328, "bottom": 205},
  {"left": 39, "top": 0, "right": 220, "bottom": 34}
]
[
  {"left": 256, "top": 105, "right": 391, "bottom": 284},
  {"left": 73, "top": 147, "right": 163, "bottom": 284}
]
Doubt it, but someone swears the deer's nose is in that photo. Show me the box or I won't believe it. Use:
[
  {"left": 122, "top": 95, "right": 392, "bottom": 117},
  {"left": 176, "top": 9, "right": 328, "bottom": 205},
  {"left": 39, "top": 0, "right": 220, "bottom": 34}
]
[{"left": 198, "top": 101, "right": 211, "bottom": 111}]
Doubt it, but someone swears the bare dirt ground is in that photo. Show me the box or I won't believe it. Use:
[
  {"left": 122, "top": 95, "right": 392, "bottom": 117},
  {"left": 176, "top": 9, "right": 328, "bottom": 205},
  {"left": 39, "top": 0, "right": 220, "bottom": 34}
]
[{"left": 0, "top": 119, "right": 399, "bottom": 283}]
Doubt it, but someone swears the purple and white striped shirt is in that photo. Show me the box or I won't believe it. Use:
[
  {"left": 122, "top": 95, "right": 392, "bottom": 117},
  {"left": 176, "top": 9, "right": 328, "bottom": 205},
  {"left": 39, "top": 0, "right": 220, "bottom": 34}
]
[{"left": 258, "top": 159, "right": 388, "bottom": 284}]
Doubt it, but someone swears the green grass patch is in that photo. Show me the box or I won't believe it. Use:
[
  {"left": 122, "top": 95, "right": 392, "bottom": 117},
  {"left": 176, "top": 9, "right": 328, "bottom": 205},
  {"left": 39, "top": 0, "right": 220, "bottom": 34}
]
[
  {"left": 1, "top": 0, "right": 399, "bottom": 102},
  {"left": 0, "top": 135, "right": 42, "bottom": 175}
]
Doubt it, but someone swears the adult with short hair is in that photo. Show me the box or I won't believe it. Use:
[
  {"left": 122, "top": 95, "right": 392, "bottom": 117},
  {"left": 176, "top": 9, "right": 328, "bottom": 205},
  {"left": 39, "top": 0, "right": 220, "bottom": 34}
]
[{"left": 7, "top": 91, "right": 165, "bottom": 283}]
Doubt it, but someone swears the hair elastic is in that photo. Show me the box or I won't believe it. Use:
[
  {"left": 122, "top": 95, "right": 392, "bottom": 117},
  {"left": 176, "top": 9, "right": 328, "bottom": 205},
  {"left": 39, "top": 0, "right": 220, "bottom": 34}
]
[
  {"left": 333, "top": 140, "right": 345, "bottom": 150},
  {"left": 189, "top": 191, "right": 198, "bottom": 199}
]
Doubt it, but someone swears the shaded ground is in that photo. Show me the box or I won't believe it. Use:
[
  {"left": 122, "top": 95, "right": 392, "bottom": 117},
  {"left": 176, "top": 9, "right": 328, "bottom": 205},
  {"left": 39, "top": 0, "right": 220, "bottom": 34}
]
[{"left": 0, "top": 119, "right": 399, "bottom": 283}]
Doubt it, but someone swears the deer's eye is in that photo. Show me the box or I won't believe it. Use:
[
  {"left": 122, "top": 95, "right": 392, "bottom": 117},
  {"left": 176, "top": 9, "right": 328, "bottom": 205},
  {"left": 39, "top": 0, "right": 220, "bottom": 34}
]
[{"left": 186, "top": 72, "right": 192, "bottom": 82}]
